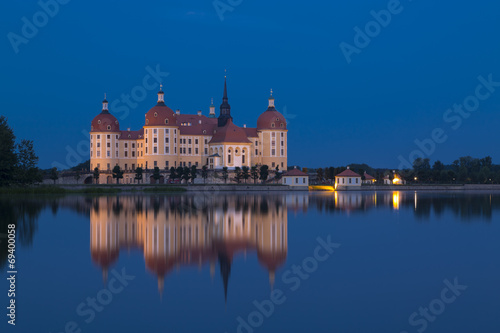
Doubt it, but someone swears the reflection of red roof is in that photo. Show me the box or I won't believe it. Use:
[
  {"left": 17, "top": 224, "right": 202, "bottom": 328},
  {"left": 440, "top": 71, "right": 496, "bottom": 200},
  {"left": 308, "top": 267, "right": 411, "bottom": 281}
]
[
  {"left": 336, "top": 169, "right": 361, "bottom": 177},
  {"left": 284, "top": 168, "right": 308, "bottom": 177},
  {"left": 145, "top": 255, "right": 177, "bottom": 276},
  {"left": 91, "top": 248, "right": 119, "bottom": 267},
  {"left": 210, "top": 119, "right": 251, "bottom": 144},
  {"left": 364, "top": 172, "right": 375, "bottom": 180},
  {"left": 257, "top": 250, "right": 287, "bottom": 271}
]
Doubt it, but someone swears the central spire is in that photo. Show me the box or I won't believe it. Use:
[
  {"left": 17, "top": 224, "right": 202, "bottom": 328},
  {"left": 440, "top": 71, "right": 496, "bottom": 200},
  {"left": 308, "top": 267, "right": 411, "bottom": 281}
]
[{"left": 218, "top": 74, "right": 233, "bottom": 127}]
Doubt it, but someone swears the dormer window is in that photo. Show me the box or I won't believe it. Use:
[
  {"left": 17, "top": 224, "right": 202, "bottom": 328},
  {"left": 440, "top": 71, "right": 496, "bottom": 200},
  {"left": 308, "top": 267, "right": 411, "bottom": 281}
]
[
  {"left": 115, "top": 120, "right": 118, "bottom": 124},
  {"left": 276, "top": 118, "right": 279, "bottom": 121},
  {"left": 271, "top": 123, "right": 275, "bottom": 128},
  {"left": 98, "top": 120, "right": 101, "bottom": 124},
  {"left": 280, "top": 123, "right": 284, "bottom": 128},
  {"left": 165, "top": 119, "right": 169, "bottom": 124},
  {"left": 107, "top": 125, "right": 111, "bottom": 130},
  {"left": 146, "top": 119, "right": 149, "bottom": 125},
  {"left": 154, "top": 112, "right": 158, "bottom": 117}
]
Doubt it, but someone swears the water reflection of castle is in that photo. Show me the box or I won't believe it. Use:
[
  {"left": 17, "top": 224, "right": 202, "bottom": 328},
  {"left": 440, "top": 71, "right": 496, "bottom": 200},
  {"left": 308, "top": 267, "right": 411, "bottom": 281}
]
[{"left": 89, "top": 195, "right": 290, "bottom": 299}]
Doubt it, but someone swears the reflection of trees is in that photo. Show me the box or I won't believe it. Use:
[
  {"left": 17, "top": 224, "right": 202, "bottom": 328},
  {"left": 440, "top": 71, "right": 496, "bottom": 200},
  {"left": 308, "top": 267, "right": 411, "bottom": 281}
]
[{"left": 309, "top": 192, "right": 500, "bottom": 221}]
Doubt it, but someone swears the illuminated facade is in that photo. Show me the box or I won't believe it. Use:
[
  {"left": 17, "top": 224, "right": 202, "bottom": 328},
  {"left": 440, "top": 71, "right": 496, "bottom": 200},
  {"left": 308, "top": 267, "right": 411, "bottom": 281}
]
[{"left": 90, "top": 79, "right": 288, "bottom": 183}]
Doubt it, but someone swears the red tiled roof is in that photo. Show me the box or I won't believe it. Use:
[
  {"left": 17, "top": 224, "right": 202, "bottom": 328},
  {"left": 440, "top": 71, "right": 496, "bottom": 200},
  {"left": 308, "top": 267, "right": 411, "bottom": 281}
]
[
  {"left": 145, "top": 102, "right": 176, "bottom": 126},
  {"left": 257, "top": 109, "right": 287, "bottom": 130},
  {"left": 119, "top": 129, "right": 143, "bottom": 140},
  {"left": 284, "top": 168, "right": 308, "bottom": 176},
  {"left": 364, "top": 172, "right": 375, "bottom": 180},
  {"left": 91, "top": 111, "right": 120, "bottom": 132},
  {"left": 336, "top": 169, "right": 361, "bottom": 177},
  {"left": 176, "top": 114, "right": 218, "bottom": 136},
  {"left": 244, "top": 127, "right": 258, "bottom": 138},
  {"left": 209, "top": 119, "right": 251, "bottom": 144}
]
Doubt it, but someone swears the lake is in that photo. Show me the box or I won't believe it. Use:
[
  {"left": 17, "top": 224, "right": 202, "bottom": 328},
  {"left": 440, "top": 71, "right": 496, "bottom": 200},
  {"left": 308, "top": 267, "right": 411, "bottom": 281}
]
[{"left": 1, "top": 191, "right": 499, "bottom": 333}]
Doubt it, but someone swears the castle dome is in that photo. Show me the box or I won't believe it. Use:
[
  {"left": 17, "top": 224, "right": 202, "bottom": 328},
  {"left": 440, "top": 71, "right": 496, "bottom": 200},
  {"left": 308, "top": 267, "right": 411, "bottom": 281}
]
[
  {"left": 91, "top": 97, "right": 120, "bottom": 132},
  {"left": 257, "top": 92, "right": 287, "bottom": 130},
  {"left": 145, "top": 86, "right": 176, "bottom": 126}
]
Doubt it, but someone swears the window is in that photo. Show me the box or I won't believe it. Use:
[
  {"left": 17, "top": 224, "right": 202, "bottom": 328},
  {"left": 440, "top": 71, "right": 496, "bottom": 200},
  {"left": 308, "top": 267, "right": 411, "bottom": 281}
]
[
  {"left": 204, "top": 148, "right": 208, "bottom": 154},
  {"left": 165, "top": 137, "right": 169, "bottom": 143},
  {"left": 165, "top": 119, "right": 169, "bottom": 124},
  {"left": 228, "top": 154, "right": 231, "bottom": 164},
  {"left": 204, "top": 139, "right": 208, "bottom": 144},
  {"left": 146, "top": 119, "right": 149, "bottom": 125},
  {"left": 195, "top": 148, "right": 198, "bottom": 154},
  {"left": 154, "top": 129, "right": 157, "bottom": 134},
  {"left": 132, "top": 143, "right": 135, "bottom": 148},
  {"left": 107, "top": 125, "right": 111, "bottom": 130},
  {"left": 116, "top": 143, "right": 118, "bottom": 148},
  {"left": 116, "top": 151, "right": 118, "bottom": 157},
  {"left": 146, "top": 147, "right": 148, "bottom": 153},
  {"left": 97, "top": 135, "right": 100, "bottom": 139},
  {"left": 132, "top": 151, "right": 135, "bottom": 157},
  {"left": 183, "top": 139, "right": 187, "bottom": 144},
  {"left": 97, "top": 143, "right": 100, "bottom": 148},
  {"left": 107, "top": 163, "right": 110, "bottom": 170},
  {"left": 271, "top": 123, "right": 275, "bottom": 128},
  {"left": 349, "top": 178, "right": 352, "bottom": 184},
  {"left": 281, "top": 162, "right": 284, "bottom": 167},
  {"left": 303, "top": 178, "right": 306, "bottom": 184},
  {"left": 107, "top": 151, "right": 110, "bottom": 157},
  {"left": 255, "top": 141, "right": 258, "bottom": 146},
  {"left": 146, "top": 138, "right": 148, "bottom": 143},
  {"left": 97, "top": 151, "right": 100, "bottom": 157},
  {"left": 195, "top": 139, "right": 198, "bottom": 145},
  {"left": 125, "top": 151, "right": 128, "bottom": 157},
  {"left": 281, "top": 141, "right": 284, "bottom": 146},
  {"left": 107, "top": 135, "right": 110, "bottom": 139},
  {"left": 166, "top": 129, "right": 169, "bottom": 134},
  {"left": 125, "top": 164, "right": 128, "bottom": 170},
  {"left": 125, "top": 143, "right": 128, "bottom": 148},
  {"left": 165, "top": 147, "right": 169, "bottom": 154},
  {"left": 154, "top": 138, "right": 157, "bottom": 143},
  {"left": 255, "top": 149, "right": 258, "bottom": 155},
  {"left": 242, "top": 155, "right": 245, "bottom": 164},
  {"left": 188, "top": 148, "right": 192, "bottom": 154},
  {"left": 97, "top": 163, "right": 100, "bottom": 169},
  {"left": 154, "top": 161, "right": 157, "bottom": 167},
  {"left": 188, "top": 162, "right": 191, "bottom": 167},
  {"left": 272, "top": 162, "right": 275, "bottom": 167},
  {"left": 166, "top": 161, "right": 169, "bottom": 168},
  {"left": 154, "top": 147, "right": 157, "bottom": 154},
  {"left": 132, "top": 164, "right": 135, "bottom": 170},
  {"left": 188, "top": 139, "right": 192, "bottom": 144},
  {"left": 281, "top": 149, "right": 284, "bottom": 155},
  {"left": 183, "top": 148, "right": 186, "bottom": 154},
  {"left": 272, "top": 132, "right": 275, "bottom": 137},
  {"left": 195, "top": 162, "right": 199, "bottom": 167},
  {"left": 272, "top": 149, "right": 275, "bottom": 156},
  {"left": 356, "top": 178, "right": 359, "bottom": 184},
  {"left": 272, "top": 141, "right": 275, "bottom": 146},
  {"left": 295, "top": 178, "right": 298, "bottom": 184},
  {"left": 280, "top": 123, "right": 284, "bottom": 128}
]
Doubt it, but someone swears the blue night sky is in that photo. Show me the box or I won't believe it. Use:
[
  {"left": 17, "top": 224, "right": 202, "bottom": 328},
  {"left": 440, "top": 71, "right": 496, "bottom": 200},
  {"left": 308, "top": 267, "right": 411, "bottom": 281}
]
[{"left": 1, "top": 0, "right": 500, "bottom": 169}]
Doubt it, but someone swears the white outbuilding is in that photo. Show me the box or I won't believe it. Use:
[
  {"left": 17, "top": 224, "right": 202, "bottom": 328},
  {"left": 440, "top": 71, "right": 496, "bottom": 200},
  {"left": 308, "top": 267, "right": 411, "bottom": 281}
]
[
  {"left": 335, "top": 167, "right": 362, "bottom": 190},
  {"left": 282, "top": 167, "right": 309, "bottom": 187}
]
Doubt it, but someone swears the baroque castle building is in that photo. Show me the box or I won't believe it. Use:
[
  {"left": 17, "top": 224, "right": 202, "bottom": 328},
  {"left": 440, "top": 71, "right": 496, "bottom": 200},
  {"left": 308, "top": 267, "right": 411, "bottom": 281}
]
[{"left": 90, "top": 78, "right": 288, "bottom": 183}]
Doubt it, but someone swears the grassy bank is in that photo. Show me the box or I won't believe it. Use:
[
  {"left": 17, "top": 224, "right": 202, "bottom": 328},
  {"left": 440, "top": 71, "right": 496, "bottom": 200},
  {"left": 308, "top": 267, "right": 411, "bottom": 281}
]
[{"left": 0, "top": 186, "right": 122, "bottom": 195}]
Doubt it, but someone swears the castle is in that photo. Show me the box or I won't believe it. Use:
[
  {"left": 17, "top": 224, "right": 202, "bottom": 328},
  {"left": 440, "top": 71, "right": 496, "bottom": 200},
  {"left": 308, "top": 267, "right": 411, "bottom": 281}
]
[{"left": 90, "top": 78, "right": 288, "bottom": 183}]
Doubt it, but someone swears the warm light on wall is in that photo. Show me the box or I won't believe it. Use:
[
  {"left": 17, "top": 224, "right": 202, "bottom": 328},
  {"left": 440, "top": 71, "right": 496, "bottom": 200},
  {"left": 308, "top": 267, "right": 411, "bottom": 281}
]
[{"left": 393, "top": 178, "right": 400, "bottom": 184}]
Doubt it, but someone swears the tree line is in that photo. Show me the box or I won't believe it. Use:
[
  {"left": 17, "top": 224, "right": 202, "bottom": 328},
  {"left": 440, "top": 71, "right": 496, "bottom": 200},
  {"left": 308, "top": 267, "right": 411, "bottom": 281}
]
[{"left": 0, "top": 116, "right": 42, "bottom": 187}]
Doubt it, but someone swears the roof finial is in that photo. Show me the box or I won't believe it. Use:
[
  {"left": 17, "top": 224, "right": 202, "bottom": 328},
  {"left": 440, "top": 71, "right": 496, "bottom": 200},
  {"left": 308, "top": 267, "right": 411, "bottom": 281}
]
[
  {"left": 104, "top": 92, "right": 107, "bottom": 100},
  {"left": 224, "top": 68, "right": 227, "bottom": 79},
  {"left": 270, "top": 88, "right": 273, "bottom": 96},
  {"left": 160, "top": 83, "right": 163, "bottom": 91}
]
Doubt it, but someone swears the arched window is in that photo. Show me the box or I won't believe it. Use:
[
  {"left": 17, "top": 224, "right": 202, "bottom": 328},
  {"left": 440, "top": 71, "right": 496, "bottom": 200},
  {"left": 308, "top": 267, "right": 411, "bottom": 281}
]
[
  {"left": 280, "top": 123, "right": 284, "bottom": 128},
  {"left": 146, "top": 119, "right": 149, "bottom": 125},
  {"left": 165, "top": 119, "right": 169, "bottom": 124},
  {"left": 271, "top": 123, "right": 275, "bottom": 128},
  {"left": 98, "top": 120, "right": 101, "bottom": 124},
  {"left": 154, "top": 112, "right": 158, "bottom": 117},
  {"left": 107, "top": 125, "right": 111, "bottom": 130}
]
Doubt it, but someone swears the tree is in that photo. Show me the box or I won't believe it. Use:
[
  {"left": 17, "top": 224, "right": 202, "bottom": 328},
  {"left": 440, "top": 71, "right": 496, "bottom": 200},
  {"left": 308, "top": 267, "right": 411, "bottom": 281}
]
[
  {"left": 222, "top": 167, "right": 229, "bottom": 184},
  {"left": 302, "top": 167, "right": 308, "bottom": 174},
  {"left": 182, "top": 166, "right": 190, "bottom": 183},
  {"left": 74, "top": 171, "right": 81, "bottom": 184},
  {"left": 234, "top": 166, "right": 242, "bottom": 184},
  {"left": 93, "top": 167, "right": 100, "bottom": 184},
  {"left": 259, "top": 165, "right": 269, "bottom": 183},
  {"left": 0, "top": 116, "right": 17, "bottom": 186},
  {"left": 201, "top": 165, "right": 208, "bottom": 184},
  {"left": 134, "top": 167, "right": 143, "bottom": 183},
  {"left": 169, "top": 167, "right": 176, "bottom": 181},
  {"left": 251, "top": 166, "right": 259, "bottom": 184},
  {"left": 112, "top": 165, "right": 123, "bottom": 184},
  {"left": 190, "top": 165, "right": 198, "bottom": 183},
  {"left": 50, "top": 167, "right": 59, "bottom": 185},
  {"left": 16, "top": 139, "right": 41, "bottom": 185},
  {"left": 152, "top": 167, "right": 161, "bottom": 184},
  {"left": 316, "top": 168, "right": 324, "bottom": 183},
  {"left": 242, "top": 166, "right": 250, "bottom": 183},
  {"left": 176, "top": 166, "right": 184, "bottom": 181}
]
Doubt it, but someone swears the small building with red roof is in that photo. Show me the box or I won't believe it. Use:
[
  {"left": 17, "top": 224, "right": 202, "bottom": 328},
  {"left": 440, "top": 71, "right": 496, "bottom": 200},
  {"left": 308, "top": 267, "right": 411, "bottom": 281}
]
[
  {"left": 335, "top": 166, "right": 361, "bottom": 189},
  {"left": 282, "top": 166, "right": 309, "bottom": 187},
  {"left": 362, "top": 171, "right": 376, "bottom": 184}
]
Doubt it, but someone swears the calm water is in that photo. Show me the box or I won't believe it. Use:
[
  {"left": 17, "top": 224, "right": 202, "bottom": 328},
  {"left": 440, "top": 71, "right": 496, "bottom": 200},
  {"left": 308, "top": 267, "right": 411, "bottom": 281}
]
[{"left": 1, "top": 191, "right": 500, "bottom": 333}]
